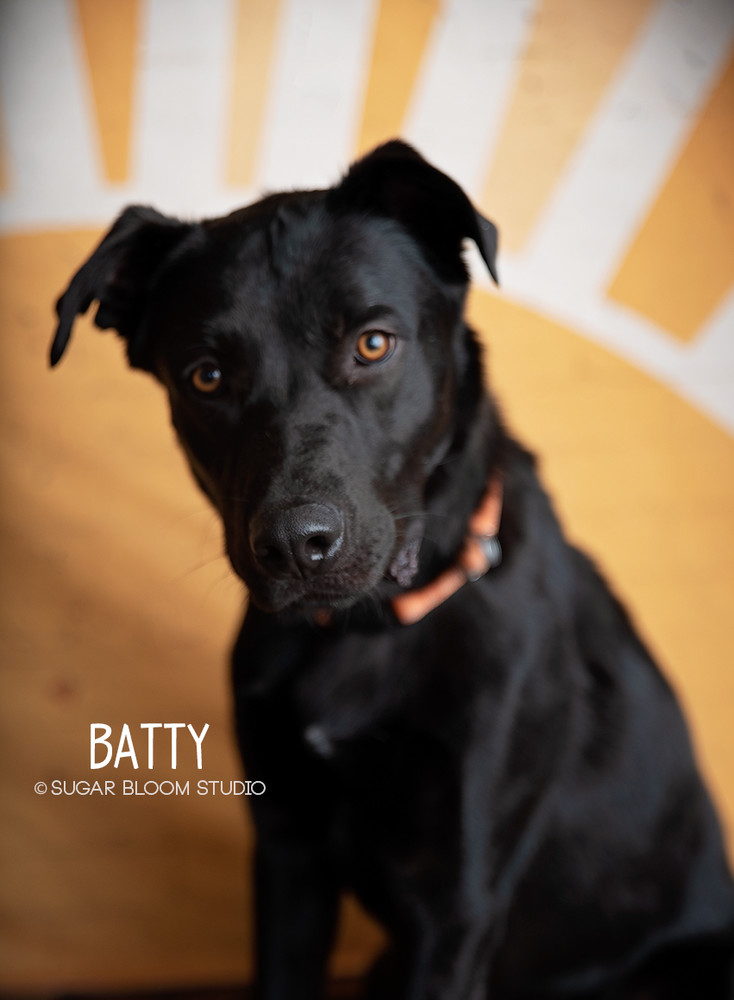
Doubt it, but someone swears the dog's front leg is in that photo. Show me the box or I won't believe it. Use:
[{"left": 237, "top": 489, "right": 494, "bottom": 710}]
[
  {"left": 407, "top": 917, "right": 496, "bottom": 1000},
  {"left": 253, "top": 833, "right": 340, "bottom": 1000},
  {"left": 233, "top": 614, "right": 343, "bottom": 998},
  {"left": 367, "top": 907, "right": 498, "bottom": 1000},
  {"left": 242, "top": 709, "right": 342, "bottom": 1000},
  {"left": 237, "top": 710, "right": 341, "bottom": 992}
]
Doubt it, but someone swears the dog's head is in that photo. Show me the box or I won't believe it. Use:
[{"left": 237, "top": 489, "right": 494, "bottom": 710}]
[{"left": 51, "top": 142, "right": 498, "bottom": 616}]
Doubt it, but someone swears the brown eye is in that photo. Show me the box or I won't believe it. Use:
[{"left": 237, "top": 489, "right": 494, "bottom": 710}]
[
  {"left": 190, "top": 361, "right": 223, "bottom": 394},
  {"left": 355, "top": 331, "right": 394, "bottom": 365}
]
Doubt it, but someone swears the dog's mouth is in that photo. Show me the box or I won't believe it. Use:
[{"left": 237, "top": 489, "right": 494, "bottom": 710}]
[{"left": 243, "top": 574, "right": 380, "bottom": 616}]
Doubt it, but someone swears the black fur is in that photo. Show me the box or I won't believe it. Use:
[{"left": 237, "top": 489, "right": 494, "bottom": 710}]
[{"left": 51, "top": 141, "right": 734, "bottom": 999}]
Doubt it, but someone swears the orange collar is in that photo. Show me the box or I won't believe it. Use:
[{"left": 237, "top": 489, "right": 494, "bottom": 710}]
[
  {"left": 312, "top": 474, "right": 503, "bottom": 630},
  {"left": 390, "top": 473, "right": 503, "bottom": 625}
]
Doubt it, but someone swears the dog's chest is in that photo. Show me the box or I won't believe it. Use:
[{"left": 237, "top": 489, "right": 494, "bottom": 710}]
[
  {"left": 287, "top": 630, "right": 470, "bottom": 871},
  {"left": 306, "top": 714, "right": 463, "bottom": 893},
  {"left": 292, "top": 628, "right": 406, "bottom": 748}
]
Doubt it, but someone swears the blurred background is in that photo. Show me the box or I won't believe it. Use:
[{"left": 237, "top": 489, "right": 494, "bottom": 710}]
[{"left": 1, "top": 0, "right": 733, "bottom": 993}]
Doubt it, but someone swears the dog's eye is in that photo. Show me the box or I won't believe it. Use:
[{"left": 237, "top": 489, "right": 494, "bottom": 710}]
[
  {"left": 190, "top": 361, "right": 223, "bottom": 394},
  {"left": 355, "top": 331, "right": 394, "bottom": 365}
]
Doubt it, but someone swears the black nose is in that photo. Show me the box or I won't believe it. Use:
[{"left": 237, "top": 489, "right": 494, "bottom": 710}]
[{"left": 249, "top": 503, "right": 345, "bottom": 580}]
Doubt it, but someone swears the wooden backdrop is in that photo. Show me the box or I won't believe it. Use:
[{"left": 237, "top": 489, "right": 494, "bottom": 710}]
[{"left": 1, "top": 0, "right": 733, "bottom": 991}]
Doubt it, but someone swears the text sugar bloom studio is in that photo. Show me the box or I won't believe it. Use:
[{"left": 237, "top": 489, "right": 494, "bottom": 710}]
[{"left": 37, "top": 779, "right": 266, "bottom": 797}]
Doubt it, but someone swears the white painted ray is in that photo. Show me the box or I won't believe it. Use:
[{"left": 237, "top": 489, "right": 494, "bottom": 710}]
[
  {"left": 0, "top": 0, "right": 102, "bottom": 229},
  {"left": 132, "top": 0, "right": 235, "bottom": 217},
  {"left": 468, "top": 241, "right": 734, "bottom": 436},
  {"left": 0, "top": 0, "right": 246, "bottom": 230},
  {"left": 403, "top": 0, "right": 538, "bottom": 200},
  {"left": 255, "top": 0, "right": 379, "bottom": 193},
  {"left": 519, "top": 0, "right": 734, "bottom": 303},
  {"left": 683, "top": 289, "right": 734, "bottom": 432},
  {"left": 538, "top": 293, "right": 734, "bottom": 437}
]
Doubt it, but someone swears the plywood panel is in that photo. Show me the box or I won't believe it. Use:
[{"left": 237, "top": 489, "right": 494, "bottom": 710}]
[
  {"left": 76, "top": 0, "right": 139, "bottom": 183},
  {"left": 356, "top": 0, "right": 441, "bottom": 154},
  {"left": 227, "top": 0, "right": 284, "bottom": 186}
]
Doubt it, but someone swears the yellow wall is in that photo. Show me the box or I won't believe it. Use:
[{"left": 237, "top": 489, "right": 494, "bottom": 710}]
[{"left": 1, "top": 0, "right": 732, "bottom": 991}]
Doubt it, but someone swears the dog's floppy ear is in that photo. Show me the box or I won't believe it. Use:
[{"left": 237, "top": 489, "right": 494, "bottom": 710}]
[
  {"left": 50, "top": 205, "right": 194, "bottom": 369},
  {"left": 331, "top": 140, "right": 498, "bottom": 285}
]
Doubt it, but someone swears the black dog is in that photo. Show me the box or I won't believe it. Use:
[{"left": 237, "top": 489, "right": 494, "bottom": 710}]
[{"left": 51, "top": 141, "right": 734, "bottom": 999}]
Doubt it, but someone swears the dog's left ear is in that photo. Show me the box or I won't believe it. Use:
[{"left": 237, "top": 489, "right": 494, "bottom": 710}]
[
  {"left": 50, "top": 205, "right": 195, "bottom": 369},
  {"left": 330, "top": 140, "right": 498, "bottom": 285}
]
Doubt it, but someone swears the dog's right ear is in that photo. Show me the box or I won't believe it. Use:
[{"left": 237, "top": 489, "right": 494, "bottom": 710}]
[
  {"left": 50, "top": 205, "right": 195, "bottom": 370},
  {"left": 330, "top": 140, "right": 499, "bottom": 287}
]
